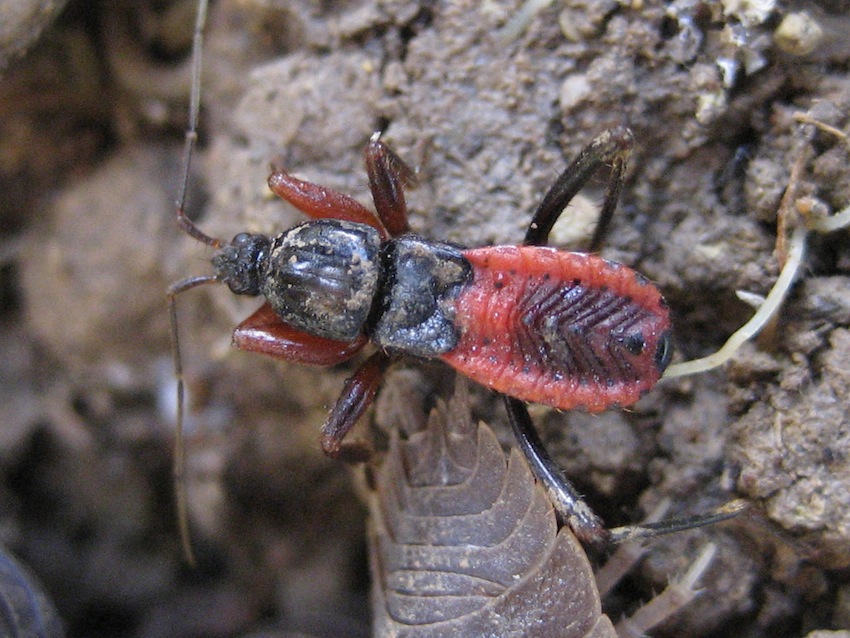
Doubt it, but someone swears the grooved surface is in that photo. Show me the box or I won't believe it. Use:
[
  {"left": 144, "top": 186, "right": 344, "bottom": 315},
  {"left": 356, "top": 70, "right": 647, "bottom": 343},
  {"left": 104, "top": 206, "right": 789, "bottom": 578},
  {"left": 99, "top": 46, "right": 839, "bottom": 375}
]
[
  {"left": 369, "top": 385, "right": 615, "bottom": 637},
  {"left": 441, "top": 246, "right": 671, "bottom": 411}
]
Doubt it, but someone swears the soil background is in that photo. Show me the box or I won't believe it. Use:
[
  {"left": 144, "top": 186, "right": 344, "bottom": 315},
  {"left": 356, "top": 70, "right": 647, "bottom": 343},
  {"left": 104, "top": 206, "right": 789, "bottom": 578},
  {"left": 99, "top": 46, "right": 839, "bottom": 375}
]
[{"left": 1, "top": 1, "right": 850, "bottom": 636}]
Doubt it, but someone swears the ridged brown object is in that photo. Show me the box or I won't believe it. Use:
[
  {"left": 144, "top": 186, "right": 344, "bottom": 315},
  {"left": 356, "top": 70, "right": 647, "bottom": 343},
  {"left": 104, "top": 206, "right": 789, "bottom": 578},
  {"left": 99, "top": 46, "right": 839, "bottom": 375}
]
[
  {"left": 0, "top": 546, "right": 63, "bottom": 638},
  {"left": 369, "top": 382, "right": 617, "bottom": 638}
]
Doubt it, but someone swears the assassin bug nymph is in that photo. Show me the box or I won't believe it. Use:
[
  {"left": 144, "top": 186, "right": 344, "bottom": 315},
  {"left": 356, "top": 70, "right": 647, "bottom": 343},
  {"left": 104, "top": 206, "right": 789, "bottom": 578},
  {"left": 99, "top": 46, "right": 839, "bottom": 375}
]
[
  {"left": 166, "top": 3, "right": 755, "bottom": 566},
  {"left": 170, "top": 124, "right": 742, "bottom": 561},
  {"left": 171, "top": 127, "right": 666, "bottom": 448}
]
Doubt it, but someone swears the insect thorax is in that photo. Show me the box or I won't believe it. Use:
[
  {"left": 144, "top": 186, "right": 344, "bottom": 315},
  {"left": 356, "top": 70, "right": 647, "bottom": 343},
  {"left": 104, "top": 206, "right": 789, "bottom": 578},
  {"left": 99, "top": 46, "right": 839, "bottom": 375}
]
[
  {"left": 262, "top": 219, "right": 382, "bottom": 342},
  {"left": 371, "top": 236, "right": 472, "bottom": 357}
]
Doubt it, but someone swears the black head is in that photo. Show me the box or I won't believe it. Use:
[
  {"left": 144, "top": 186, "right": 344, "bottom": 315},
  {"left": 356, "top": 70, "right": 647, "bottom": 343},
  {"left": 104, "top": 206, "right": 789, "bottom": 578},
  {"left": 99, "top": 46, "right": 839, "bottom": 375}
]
[{"left": 212, "top": 233, "right": 271, "bottom": 296}]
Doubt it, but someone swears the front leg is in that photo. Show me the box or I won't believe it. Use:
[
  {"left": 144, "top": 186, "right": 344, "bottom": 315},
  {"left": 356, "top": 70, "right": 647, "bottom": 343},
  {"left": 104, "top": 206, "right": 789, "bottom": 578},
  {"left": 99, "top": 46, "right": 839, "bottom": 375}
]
[
  {"left": 268, "top": 168, "right": 389, "bottom": 237},
  {"left": 267, "top": 133, "right": 419, "bottom": 240},
  {"left": 233, "top": 302, "right": 367, "bottom": 365}
]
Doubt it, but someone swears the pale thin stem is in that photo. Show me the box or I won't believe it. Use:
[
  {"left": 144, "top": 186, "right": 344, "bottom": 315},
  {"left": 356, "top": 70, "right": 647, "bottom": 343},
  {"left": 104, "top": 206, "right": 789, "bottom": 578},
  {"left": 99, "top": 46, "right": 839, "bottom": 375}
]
[
  {"left": 665, "top": 113, "right": 850, "bottom": 380},
  {"left": 595, "top": 499, "right": 670, "bottom": 598},
  {"left": 792, "top": 112, "right": 848, "bottom": 143},
  {"left": 615, "top": 543, "right": 718, "bottom": 638},
  {"left": 663, "top": 226, "right": 807, "bottom": 379},
  {"left": 809, "top": 203, "right": 850, "bottom": 234},
  {"left": 493, "top": 0, "right": 555, "bottom": 43}
]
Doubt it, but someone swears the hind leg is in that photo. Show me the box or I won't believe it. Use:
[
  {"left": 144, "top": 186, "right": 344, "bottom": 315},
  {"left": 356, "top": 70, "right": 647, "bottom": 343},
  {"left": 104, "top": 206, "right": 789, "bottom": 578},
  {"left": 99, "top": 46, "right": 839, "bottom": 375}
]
[{"left": 504, "top": 127, "right": 634, "bottom": 545}]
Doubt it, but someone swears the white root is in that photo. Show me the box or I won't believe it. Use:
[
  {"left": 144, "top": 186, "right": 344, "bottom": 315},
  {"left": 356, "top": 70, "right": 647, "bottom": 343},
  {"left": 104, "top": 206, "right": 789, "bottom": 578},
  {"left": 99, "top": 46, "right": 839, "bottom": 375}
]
[
  {"left": 614, "top": 543, "right": 718, "bottom": 638},
  {"left": 663, "top": 224, "right": 808, "bottom": 379}
]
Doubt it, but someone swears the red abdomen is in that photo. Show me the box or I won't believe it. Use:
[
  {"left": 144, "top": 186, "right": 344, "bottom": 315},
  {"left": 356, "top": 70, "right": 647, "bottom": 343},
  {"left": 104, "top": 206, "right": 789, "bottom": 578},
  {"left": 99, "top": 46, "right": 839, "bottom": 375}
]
[{"left": 440, "top": 246, "right": 671, "bottom": 412}]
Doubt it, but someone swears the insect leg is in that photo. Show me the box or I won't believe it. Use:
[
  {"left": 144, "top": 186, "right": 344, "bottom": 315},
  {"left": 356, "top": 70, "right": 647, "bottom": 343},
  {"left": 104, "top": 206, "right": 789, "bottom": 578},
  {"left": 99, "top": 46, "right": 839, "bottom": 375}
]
[
  {"left": 501, "top": 129, "right": 635, "bottom": 545},
  {"left": 364, "top": 132, "right": 417, "bottom": 237},
  {"left": 606, "top": 499, "right": 746, "bottom": 543},
  {"left": 321, "top": 350, "right": 397, "bottom": 462},
  {"left": 268, "top": 168, "right": 389, "bottom": 237},
  {"left": 503, "top": 397, "right": 610, "bottom": 547},
  {"left": 524, "top": 126, "right": 633, "bottom": 251},
  {"left": 233, "top": 302, "right": 368, "bottom": 365},
  {"left": 506, "top": 395, "right": 745, "bottom": 545}
]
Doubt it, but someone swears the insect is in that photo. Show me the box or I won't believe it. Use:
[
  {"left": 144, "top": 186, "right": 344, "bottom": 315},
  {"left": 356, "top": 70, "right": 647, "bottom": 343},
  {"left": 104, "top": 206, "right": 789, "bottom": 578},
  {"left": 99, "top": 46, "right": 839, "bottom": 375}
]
[
  {"left": 166, "top": 6, "right": 747, "bottom": 550},
  {"left": 172, "top": 124, "right": 669, "bottom": 440},
  {"left": 169, "top": 0, "right": 747, "bottom": 562},
  {"left": 170, "top": 123, "right": 743, "bottom": 553}
]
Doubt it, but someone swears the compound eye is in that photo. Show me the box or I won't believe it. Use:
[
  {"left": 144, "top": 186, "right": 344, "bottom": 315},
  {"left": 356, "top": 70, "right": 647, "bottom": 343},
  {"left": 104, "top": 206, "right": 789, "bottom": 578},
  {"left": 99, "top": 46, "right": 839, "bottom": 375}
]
[
  {"left": 654, "top": 331, "right": 673, "bottom": 373},
  {"left": 232, "top": 232, "right": 253, "bottom": 246}
]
